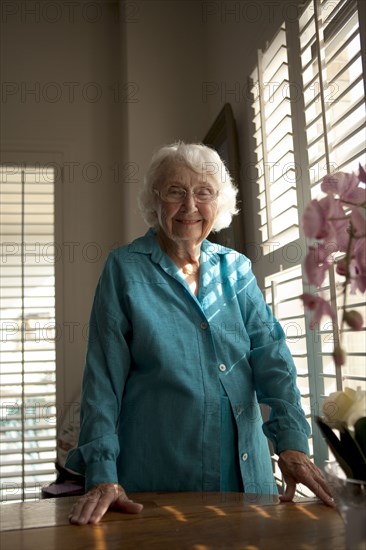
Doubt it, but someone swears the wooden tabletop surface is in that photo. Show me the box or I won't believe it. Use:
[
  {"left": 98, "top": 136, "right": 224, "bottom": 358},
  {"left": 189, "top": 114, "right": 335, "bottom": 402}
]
[{"left": 0, "top": 492, "right": 344, "bottom": 550}]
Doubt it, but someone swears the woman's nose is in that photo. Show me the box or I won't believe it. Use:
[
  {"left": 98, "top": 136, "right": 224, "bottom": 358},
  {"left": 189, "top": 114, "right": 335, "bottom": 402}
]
[{"left": 181, "top": 191, "right": 198, "bottom": 211}]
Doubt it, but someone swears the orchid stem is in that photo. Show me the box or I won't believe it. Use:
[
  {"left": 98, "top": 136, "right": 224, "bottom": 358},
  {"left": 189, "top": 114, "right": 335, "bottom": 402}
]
[{"left": 339, "top": 223, "right": 355, "bottom": 346}]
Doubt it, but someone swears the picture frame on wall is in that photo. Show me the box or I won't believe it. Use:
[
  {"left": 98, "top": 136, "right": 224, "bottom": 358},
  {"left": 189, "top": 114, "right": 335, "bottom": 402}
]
[{"left": 203, "top": 103, "right": 245, "bottom": 252}]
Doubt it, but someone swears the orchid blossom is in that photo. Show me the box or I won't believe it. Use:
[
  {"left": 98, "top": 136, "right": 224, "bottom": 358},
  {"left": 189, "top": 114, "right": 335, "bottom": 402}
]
[{"left": 301, "top": 164, "right": 366, "bottom": 367}]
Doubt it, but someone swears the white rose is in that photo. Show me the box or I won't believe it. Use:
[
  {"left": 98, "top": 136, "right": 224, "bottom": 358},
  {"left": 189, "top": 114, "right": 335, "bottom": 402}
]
[{"left": 323, "top": 387, "right": 366, "bottom": 426}]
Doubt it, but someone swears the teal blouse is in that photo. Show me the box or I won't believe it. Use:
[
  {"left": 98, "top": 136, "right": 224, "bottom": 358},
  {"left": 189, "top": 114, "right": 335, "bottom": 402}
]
[{"left": 66, "top": 229, "right": 310, "bottom": 493}]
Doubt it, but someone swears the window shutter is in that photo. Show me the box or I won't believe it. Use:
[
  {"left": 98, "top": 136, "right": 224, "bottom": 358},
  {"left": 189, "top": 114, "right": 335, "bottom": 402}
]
[
  {"left": 250, "top": 0, "right": 366, "bottom": 483},
  {"left": 299, "top": 0, "right": 366, "bottom": 395},
  {"left": 1, "top": 165, "right": 57, "bottom": 502},
  {"left": 299, "top": 0, "right": 365, "bottom": 195},
  {"left": 250, "top": 24, "right": 299, "bottom": 251}
]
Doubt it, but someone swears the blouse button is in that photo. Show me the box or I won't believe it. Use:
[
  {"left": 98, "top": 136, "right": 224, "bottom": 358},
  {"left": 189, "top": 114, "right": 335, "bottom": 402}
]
[
  {"left": 200, "top": 322, "right": 208, "bottom": 330},
  {"left": 241, "top": 452, "right": 248, "bottom": 461},
  {"left": 219, "top": 364, "right": 227, "bottom": 372}
]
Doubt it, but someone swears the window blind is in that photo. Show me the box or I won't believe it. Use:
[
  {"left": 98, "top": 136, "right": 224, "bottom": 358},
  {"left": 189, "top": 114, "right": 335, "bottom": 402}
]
[
  {"left": 0, "top": 165, "right": 57, "bottom": 502},
  {"left": 250, "top": 23, "right": 299, "bottom": 250}
]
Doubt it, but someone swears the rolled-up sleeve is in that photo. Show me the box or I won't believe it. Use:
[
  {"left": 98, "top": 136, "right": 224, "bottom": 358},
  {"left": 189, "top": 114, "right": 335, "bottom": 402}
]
[
  {"left": 65, "top": 255, "right": 131, "bottom": 491},
  {"left": 239, "top": 268, "right": 310, "bottom": 455}
]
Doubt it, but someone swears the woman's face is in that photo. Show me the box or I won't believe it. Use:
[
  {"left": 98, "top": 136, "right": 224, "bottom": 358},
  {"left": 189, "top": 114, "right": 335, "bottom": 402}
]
[{"left": 155, "top": 164, "right": 219, "bottom": 247}]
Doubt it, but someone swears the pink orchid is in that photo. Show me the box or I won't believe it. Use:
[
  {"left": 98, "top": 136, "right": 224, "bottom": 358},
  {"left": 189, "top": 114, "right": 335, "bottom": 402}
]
[
  {"left": 348, "top": 259, "right": 359, "bottom": 294},
  {"left": 302, "top": 195, "right": 335, "bottom": 240},
  {"left": 350, "top": 206, "right": 366, "bottom": 239},
  {"left": 322, "top": 171, "right": 366, "bottom": 205},
  {"left": 302, "top": 166, "right": 365, "bottom": 370},
  {"left": 328, "top": 199, "right": 350, "bottom": 252},
  {"left": 302, "top": 195, "right": 349, "bottom": 251},
  {"left": 336, "top": 254, "right": 365, "bottom": 295},
  {"left": 335, "top": 258, "right": 347, "bottom": 277},
  {"left": 354, "top": 238, "right": 366, "bottom": 293},
  {"left": 301, "top": 293, "right": 337, "bottom": 329},
  {"left": 304, "top": 244, "right": 333, "bottom": 287}
]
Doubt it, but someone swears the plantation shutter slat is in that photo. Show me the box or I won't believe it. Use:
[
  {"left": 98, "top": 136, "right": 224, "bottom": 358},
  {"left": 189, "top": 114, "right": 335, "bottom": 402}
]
[{"left": 250, "top": 24, "right": 299, "bottom": 250}]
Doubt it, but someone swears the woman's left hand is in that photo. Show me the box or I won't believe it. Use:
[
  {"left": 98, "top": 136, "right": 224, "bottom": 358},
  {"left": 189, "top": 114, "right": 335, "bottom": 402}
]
[{"left": 278, "top": 450, "right": 335, "bottom": 507}]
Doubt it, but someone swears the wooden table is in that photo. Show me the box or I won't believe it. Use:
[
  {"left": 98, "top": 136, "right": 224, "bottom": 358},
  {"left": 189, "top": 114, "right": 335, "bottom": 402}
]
[{"left": 0, "top": 492, "right": 345, "bottom": 549}]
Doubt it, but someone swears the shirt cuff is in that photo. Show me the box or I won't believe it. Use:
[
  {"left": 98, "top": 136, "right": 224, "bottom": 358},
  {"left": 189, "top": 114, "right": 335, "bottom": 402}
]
[
  {"left": 85, "top": 460, "right": 119, "bottom": 492},
  {"left": 275, "top": 429, "right": 310, "bottom": 455}
]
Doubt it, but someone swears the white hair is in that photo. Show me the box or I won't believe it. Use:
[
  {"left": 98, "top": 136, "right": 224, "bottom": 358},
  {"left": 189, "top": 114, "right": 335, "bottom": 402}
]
[{"left": 138, "top": 142, "right": 239, "bottom": 232}]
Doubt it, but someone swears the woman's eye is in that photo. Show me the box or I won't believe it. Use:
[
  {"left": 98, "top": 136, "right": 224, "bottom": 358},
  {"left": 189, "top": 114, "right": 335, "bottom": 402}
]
[
  {"left": 168, "top": 187, "right": 184, "bottom": 196},
  {"left": 196, "top": 187, "right": 214, "bottom": 196}
]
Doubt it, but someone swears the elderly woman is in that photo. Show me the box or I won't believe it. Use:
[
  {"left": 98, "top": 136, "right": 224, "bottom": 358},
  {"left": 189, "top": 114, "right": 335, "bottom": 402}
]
[{"left": 67, "top": 142, "right": 334, "bottom": 525}]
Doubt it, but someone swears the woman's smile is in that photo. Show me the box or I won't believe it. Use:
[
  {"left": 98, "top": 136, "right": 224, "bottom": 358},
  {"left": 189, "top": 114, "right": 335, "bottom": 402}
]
[{"left": 175, "top": 218, "right": 201, "bottom": 224}]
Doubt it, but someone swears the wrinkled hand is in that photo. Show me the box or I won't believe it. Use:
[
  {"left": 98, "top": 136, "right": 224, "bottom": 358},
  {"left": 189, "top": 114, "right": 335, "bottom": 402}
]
[
  {"left": 69, "top": 483, "right": 143, "bottom": 525},
  {"left": 278, "top": 450, "right": 335, "bottom": 507}
]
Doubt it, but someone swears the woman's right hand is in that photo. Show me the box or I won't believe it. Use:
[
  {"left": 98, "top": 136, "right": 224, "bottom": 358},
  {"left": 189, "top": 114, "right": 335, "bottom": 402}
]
[{"left": 68, "top": 482, "right": 144, "bottom": 525}]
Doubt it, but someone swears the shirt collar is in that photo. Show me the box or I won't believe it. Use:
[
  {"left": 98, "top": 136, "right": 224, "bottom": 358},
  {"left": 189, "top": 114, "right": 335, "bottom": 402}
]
[
  {"left": 130, "top": 229, "right": 231, "bottom": 293},
  {"left": 130, "top": 228, "right": 231, "bottom": 261}
]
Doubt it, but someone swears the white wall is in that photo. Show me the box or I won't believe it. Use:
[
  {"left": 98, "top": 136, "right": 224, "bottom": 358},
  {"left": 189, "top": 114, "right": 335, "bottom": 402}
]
[
  {"left": 1, "top": 1, "right": 125, "bottom": 406},
  {"left": 122, "top": 0, "right": 208, "bottom": 240}
]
